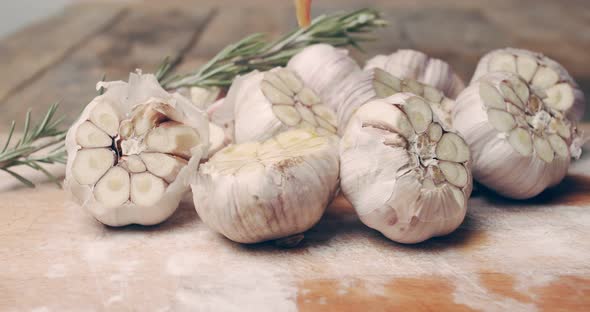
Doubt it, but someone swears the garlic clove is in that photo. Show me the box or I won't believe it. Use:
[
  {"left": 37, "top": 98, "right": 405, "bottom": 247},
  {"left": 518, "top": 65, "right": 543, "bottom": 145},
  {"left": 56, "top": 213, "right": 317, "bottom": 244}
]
[
  {"left": 479, "top": 81, "right": 506, "bottom": 110},
  {"left": 531, "top": 66, "right": 560, "bottom": 90},
  {"left": 340, "top": 92, "right": 472, "bottom": 244},
  {"left": 65, "top": 72, "right": 209, "bottom": 226},
  {"left": 545, "top": 83, "right": 575, "bottom": 111},
  {"left": 89, "top": 101, "right": 119, "bottom": 137},
  {"left": 71, "top": 148, "right": 116, "bottom": 185},
  {"left": 533, "top": 135, "right": 554, "bottom": 163},
  {"left": 487, "top": 109, "right": 516, "bottom": 132},
  {"left": 75, "top": 121, "right": 112, "bottom": 148},
  {"left": 192, "top": 128, "right": 339, "bottom": 244},
  {"left": 118, "top": 155, "right": 146, "bottom": 173},
  {"left": 130, "top": 172, "right": 168, "bottom": 207},
  {"left": 516, "top": 55, "right": 538, "bottom": 82},
  {"left": 488, "top": 52, "right": 517, "bottom": 73},
  {"left": 94, "top": 167, "right": 130, "bottom": 209}
]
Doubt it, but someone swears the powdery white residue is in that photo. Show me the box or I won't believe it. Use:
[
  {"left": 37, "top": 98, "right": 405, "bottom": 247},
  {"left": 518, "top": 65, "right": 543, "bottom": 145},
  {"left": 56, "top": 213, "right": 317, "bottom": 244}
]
[
  {"left": 45, "top": 263, "right": 67, "bottom": 279},
  {"left": 167, "top": 252, "right": 297, "bottom": 312},
  {"left": 452, "top": 273, "right": 538, "bottom": 312}
]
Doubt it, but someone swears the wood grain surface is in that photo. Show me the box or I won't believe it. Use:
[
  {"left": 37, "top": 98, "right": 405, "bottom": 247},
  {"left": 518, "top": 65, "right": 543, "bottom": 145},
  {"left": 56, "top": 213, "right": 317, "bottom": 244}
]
[{"left": 1, "top": 0, "right": 590, "bottom": 311}]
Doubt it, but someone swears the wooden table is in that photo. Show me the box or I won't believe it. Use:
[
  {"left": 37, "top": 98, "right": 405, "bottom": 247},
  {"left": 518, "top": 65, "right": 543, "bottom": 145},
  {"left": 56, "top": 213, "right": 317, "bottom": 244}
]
[{"left": 1, "top": 1, "right": 589, "bottom": 311}]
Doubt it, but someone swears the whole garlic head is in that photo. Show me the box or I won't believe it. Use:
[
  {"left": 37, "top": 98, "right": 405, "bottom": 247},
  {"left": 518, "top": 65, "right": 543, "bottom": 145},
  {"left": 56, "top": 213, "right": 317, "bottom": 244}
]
[
  {"left": 453, "top": 71, "right": 578, "bottom": 199},
  {"left": 340, "top": 93, "right": 472, "bottom": 244},
  {"left": 227, "top": 67, "right": 338, "bottom": 143},
  {"left": 192, "top": 128, "right": 339, "bottom": 244},
  {"left": 287, "top": 44, "right": 361, "bottom": 111},
  {"left": 365, "top": 49, "right": 465, "bottom": 99},
  {"left": 332, "top": 68, "right": 456, "bottom": 135},
  {"left": 65, "top": 72, "right": 209, "bottom": 226},
  {"left": 470, "top": 48, "right": 586, "bottom": 122}
]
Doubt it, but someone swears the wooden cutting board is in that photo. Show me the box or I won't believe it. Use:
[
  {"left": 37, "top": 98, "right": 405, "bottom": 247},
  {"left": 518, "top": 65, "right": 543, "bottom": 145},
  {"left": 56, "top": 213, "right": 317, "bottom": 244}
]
[{"left": 1, "top": 142, "right": 589, "bottom": 311}]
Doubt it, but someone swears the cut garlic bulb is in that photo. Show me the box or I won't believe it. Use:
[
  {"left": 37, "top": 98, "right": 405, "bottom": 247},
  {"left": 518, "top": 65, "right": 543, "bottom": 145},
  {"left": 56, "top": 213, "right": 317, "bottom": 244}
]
[
  {"left": 453, "top": 71, "right": 579, "bottom": 199},
  {"left": 64, "top": 72, "right": 209, "bottom": 226},
  {"left": 226, "top": 67, "right": 338, "bottom": 143},
  {"left": 287, "top": 44, "right": 361, "bottom": 111},
  {"left": 365, "top": 49, "right": 465, "bottom": 99},
  {"left": 471, "top": 48, "right": 586, "bottom": 121},
  {"left": 340, "top": 93, "right": 472, "bottom": 244},
  {"left": 332, "top": 68, "right": 456, "bottom": 135},
  {"left": 192, "top": 128, "right": 339, "bottom": 244}
]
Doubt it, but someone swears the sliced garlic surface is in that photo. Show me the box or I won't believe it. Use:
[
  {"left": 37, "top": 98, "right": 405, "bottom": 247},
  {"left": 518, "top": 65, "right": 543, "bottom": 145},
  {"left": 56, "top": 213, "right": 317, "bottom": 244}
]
[
  {"left": 287, "top": 44, "right": 360, "bottom": 111},
  {"left": 340, "top": 93, "right": 472, "bottom": 244},
  {"left": 471, "top": 48, "right": 585, "bottom": 121},
  {"left": 65, "top": 72, "right": 209, "bottom": 226},
  {"left": 365, "top": 49, "right": 465, "bottom": 99},
  {"left": 228, "top": 68, "right": 338, "bottom": 143},
  {"left": 333, "top": 68, "right": 456, "bottom": 135},
  {"left": 453, "top": 71, "right": 579, "bottom": 199},
  {"left": 192, "top": 128, "right": 339, "bottom": 244}
]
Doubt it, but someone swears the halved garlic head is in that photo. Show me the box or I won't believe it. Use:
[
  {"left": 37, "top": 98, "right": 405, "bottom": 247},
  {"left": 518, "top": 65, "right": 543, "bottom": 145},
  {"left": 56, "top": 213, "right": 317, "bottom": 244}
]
[
  {"left": 471, "top": 48, "right": 585, "bottom": 121},
  {"left": 365, "top": 49, "right": 465, "bottom": 99},
  {"left": 340, "top": 93, "right": 472, "bottom": 244},
  {"left": 64, "top": 72, "right": 209, "bottom": 226},
  {"left": 453, "top": 71, "right": 578, "bottom": 199},
  {"left": 192, "top": 128, "right": 339, "bottom": 244},
  {"left": 334, "top": 68, "right": 456, "bottom": 136},
  {"left": 287, "top": 43, "right": 360, "bottom": 111},
  {"left": 228, "top": 67, "right": 338, "bottom": 143}
]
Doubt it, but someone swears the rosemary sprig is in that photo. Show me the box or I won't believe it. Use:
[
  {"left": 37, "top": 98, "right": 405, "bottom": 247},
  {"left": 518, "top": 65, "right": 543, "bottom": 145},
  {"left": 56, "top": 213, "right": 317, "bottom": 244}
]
[
  {"left": 0, "top": 103, "right": 67, "bottom": 187},
  {"left": 160, "top": 8, "right": 386, "bottom": 89}
]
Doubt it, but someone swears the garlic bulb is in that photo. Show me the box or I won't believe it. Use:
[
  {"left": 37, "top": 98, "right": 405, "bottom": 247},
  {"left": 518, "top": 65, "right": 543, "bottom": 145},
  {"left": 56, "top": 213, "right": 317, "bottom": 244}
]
[
  {"left": 332, "top": 68, "right": 455, "bottom": 135},
  {"left": 227, "top": 67, "right": 338, "bottom": 143},
  {"left": 287, "top": 44, "right": 361, "bottom": 111},
  {"left": 340, "top": 93, "right": 472, "bottom": 244},
  {"left": 192, "top": 128, "right": 339, "bottom": 243},
  {"left": 365, "top": 49, "right": 465, "bottom": 99},
  {"left": 471, "top": 48, "right": 586, "bottom": 121},
  {"left": 65, "top": 72, "right": 209, "bottom": 226},
  {"left": 453, "top": 71, "right": 579, "bottom": 199}
]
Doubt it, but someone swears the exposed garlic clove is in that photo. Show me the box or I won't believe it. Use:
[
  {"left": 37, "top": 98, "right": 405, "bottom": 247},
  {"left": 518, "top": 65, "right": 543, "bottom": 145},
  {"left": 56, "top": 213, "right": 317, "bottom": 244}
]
[
  {"left": 365, "top": 49, "right": 465, "bottom": 99},
  {"left": 332, "top": 68, "right": 456, "bottom": 136},
  {"left": 287, "top": 44, "right": 361, "bottom": 112},
  {"left": 65, "top": 72, "right": 209, "bottom": 226},
  {"left": 207, "top": 98, "right": 235, "bottom": 146},
  {"left": 192, "top": 128, "right": 339, "bottom": 244},
  {"left": 340, "top": 92, "right": 472, "bottom": 244},
  {"left": 471, "top": 48, "right": 586, "bottom": 122},
  {"left": 145, "top": 121, "right": 201, "bottom": 159},
  {"left": 118, "top": 155, "right": 146, "bottom": 173},
  {"left": 229, "top": 68, "right": 339, "bottom": 143},
  {"left": 453, "top": 71, "right": 576, "bottom": 199},
  {"left": 207, "top": 122, "right": 229, "bottom": 158},
  {"left": 75, "top": 121, "right": 112, "bottom": 148}
]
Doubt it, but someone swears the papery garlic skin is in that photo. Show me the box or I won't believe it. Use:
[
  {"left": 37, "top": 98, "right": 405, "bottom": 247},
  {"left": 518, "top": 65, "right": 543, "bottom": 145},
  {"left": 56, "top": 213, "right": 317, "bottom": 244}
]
[
  {"left": 192, "top": 128, "right": 339, "bottom": 243},
  {"left": 332, "top": 68, "right": 456, "bottom": 135},
  {"left": 365, "top": 49, "right": 465, "bottom": 99},
  {"left": 453, "top": 72, "right": 576, "bottom": 199},
  {"left": 340, "top": 93, "right": 472, "bottom": 244},
  {"left": 287, "top": 44, "right": 361, "bottom": 111},
  {"left": 471, "top": 48, "right": 585, "bottom": 122},
  {"left": 65, "top": 72, "right": 209, "bottom": 226},
  {"left": 227, "top": 67, "right": 338, "bottom": 143}
]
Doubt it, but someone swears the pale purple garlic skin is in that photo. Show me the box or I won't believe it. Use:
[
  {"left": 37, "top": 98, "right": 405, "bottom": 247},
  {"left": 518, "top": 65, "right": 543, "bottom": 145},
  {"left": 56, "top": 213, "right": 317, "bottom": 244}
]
[
  {"left": 365, "top": 49, "right": 465, "bottom": 99},
  {"left": 453, "top": 71, "right": 579, "bottom": 199},
  {"left": 287, "top": 43, "right": 361, "bottom": 112},
  {"left": 340, "top": 92, "right": 472, "bottom": 244},
  {"left": 470, "top": 48, "right": 586, "bottom": 122},
  {"left": 192, "top": 128, "right": 340, "bottom": 244},
  {"left": 64, "top": 72, "right": 209, "bottom": 226}
]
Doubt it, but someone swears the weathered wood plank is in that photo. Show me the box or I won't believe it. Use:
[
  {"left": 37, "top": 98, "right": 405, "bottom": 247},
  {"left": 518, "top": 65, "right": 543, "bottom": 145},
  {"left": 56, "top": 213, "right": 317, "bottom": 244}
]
[
  {"left": 0, "top": 3, "right": 215, "bottom": 131},
  {"left": 0, "top": 3, "right": 128, "bottom": 105}
]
